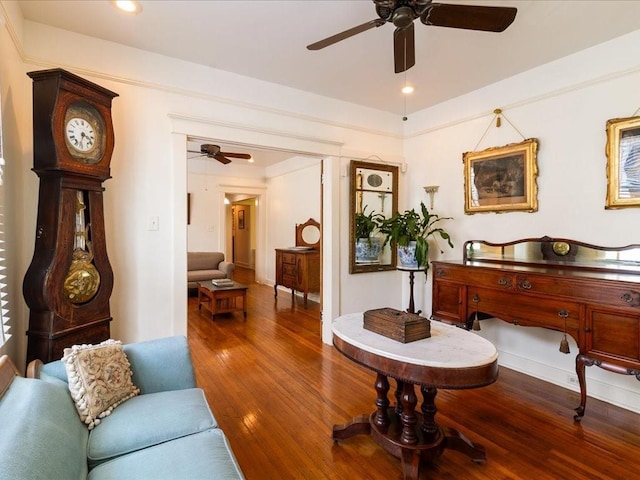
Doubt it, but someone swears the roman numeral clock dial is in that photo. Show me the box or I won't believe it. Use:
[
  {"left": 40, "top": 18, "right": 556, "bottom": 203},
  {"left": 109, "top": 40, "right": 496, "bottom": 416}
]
[
  {"left": 66, "top": 117, "right": 96, "bottom": 152},
  {"left": 63, "top": 102, "right": 106, "bottom": 164}
]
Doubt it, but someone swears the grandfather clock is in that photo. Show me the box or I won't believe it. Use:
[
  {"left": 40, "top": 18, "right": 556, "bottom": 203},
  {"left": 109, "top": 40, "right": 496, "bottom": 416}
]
[{"left": 23, "top": 69, "right": 118, "bottom": 363}]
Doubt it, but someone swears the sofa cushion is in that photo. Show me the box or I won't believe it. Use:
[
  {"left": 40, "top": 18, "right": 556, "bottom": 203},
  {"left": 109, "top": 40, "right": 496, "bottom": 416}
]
[
  {"left": 63, "top": 339, "right": 140, "bottom": 429},
  {"left": 0, "top": 376, "right": 89, "bottom": 480},
  {"left": 41, "top": 336, "right": 198, "bottom": 395},
  {"left": 87, "top": 387, "right": 217, "bottom": 467},
  {"left": 88, "top": 428, "right": 244, "bottom": 480},
  {"left": 188, "top": 252, "right": 224, "bottom": 271},
  {"left": 188, "top": 269, "right": 229, "bottom": 282}
]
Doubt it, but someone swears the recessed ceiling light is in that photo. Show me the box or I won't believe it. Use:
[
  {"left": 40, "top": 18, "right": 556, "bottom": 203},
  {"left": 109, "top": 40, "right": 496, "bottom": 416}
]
[
  {"left": 112, "top": 1, "right": 142, "bottom": 14},
  {"left": 402, "top": 85, "right": 414, "bottom": 94}
]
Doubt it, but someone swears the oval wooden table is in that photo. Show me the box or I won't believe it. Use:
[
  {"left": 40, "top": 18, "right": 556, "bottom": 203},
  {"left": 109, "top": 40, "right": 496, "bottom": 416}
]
[{"left": 332, "top": 313, "right": 498, "bottom": 480}]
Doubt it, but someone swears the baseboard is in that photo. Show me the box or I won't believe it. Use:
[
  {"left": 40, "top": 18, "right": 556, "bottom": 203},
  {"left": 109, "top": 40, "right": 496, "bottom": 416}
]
[{"left": 498, "top": 349, "right": 640, "bottom": 415}]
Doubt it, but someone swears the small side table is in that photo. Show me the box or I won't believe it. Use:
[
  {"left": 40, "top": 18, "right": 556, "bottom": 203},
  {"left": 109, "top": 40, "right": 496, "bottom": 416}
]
[
  {"left": 397, "top": 266, "right": 423, "bottom": 314},
  {"left": 197, "top": 281, "right": 248, "bottom": 319}
]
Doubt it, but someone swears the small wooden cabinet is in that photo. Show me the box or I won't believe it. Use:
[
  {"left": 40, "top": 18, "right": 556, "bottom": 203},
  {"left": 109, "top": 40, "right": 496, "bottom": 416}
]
[
  {"left": 274, "top": 218, "right": 321, "bottom": 308},
  {"left": 432, "top": 237, "right": 640, "bottom": 421}
]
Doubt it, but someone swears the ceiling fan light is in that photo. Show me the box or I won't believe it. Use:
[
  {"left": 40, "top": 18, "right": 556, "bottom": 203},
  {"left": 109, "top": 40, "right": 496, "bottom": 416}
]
[
  {"left": 248, "top": 156, "right": 254, "bottom": 163},
  {"left": 112, "top": 1, "right": 142, "bottom": 14},
  {"left": 402, "top": 85, "right": 414, "bottom": 94}
]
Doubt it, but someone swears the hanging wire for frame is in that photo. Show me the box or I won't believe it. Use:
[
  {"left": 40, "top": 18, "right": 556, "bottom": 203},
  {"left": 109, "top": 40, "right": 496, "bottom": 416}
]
[{"left": 474, "top": 108, "right": 527, "bottom": 151}]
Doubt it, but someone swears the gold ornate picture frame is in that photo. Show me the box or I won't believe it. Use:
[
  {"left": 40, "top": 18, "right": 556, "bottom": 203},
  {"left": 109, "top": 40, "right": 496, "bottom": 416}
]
[
  {"left": 605, "top": 116, "right": 640, "bottom": 209},
  {"left": 463, "top": 138, "right": 538, "bottom": 214}
]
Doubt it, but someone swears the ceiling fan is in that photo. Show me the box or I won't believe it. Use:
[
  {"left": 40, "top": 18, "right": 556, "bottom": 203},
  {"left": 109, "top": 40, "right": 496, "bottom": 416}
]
[
  {"left": 307, "top": 0, "right": 517, "bottom": 73},
  {"left": 187, "top": 144, "right": 252, "bottom": 165}
]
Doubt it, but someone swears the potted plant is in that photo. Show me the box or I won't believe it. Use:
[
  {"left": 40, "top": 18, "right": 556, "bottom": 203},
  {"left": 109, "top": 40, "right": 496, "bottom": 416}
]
[
  {"left": 354, "top": 206, "right": 385, "bottom": 263},
  {"left": 379, "top": 201, "right": 454, "bottom": 270}
]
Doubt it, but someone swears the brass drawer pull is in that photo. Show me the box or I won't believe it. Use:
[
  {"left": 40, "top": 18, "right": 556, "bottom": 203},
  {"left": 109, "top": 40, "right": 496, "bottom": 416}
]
[{"left": 519, "top": 280, "right": 532, "bottom": 290}]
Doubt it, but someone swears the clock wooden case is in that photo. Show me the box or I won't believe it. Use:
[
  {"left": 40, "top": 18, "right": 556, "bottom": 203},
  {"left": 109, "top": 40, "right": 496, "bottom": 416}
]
[{"left": 23, "top": 68, "right": 118, "bottom": 363}]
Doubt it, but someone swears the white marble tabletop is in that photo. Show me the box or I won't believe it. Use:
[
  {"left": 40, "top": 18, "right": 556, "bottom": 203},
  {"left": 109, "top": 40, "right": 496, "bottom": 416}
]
[{"left": 332, "top": 313, "right": 498, "bottom": 369}]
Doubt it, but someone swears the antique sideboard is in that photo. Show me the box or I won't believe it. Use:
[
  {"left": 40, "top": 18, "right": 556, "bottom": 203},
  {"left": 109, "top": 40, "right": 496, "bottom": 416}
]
[
  {"left": 431, "top": 237, "right": 640, "bottom": 420},
  {"left": 274, "top": 218, "right": 320, "bottom": 308}
]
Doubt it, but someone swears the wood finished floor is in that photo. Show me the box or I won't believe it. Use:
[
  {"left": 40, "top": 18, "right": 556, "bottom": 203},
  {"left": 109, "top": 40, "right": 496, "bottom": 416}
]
[{"left": 187, "top": 267, "right": 640, "bottom": 480}]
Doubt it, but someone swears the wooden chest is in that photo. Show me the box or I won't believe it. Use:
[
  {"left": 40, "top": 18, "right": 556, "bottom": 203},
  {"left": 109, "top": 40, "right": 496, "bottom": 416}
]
[{"left": 363, "top": 308, "right": 431, "bottom": 343}]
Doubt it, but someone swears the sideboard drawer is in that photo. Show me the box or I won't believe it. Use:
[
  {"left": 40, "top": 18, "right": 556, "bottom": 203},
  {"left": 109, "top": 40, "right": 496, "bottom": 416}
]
[
  {"left": 468, "top": 287, "right": 580, "bottom": 334},
  {"left": 282, "top": 253, "right": 297, "bottom": 265},
  {"left": 283, "top": 264, "right": 297, "bottom": 276},
  {"left": 435, "top": 264, "right": 516, "bottom": 290},
  {"left": 282, "top": 274, "right": 297, "bottom": 288}
]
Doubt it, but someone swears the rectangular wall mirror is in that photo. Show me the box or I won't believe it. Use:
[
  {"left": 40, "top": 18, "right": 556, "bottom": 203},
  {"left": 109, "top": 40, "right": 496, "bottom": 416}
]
[{"left": 350, "top": 160, "right": 398, "bottom": 274}]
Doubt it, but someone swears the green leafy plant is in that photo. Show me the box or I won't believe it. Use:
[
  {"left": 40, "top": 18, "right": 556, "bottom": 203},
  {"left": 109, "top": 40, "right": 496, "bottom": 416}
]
[
  {"left": 354, "top": 206, "right": 384, "bottom": 242},
  {"left": 378, "top": 201, "right": 454, "bottom": 269}
]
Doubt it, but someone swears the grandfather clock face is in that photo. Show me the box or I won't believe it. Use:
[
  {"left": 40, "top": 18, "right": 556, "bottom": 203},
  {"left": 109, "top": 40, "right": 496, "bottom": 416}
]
[
  {"left": 64, "top": 102, "right": 106, "bottom": 163},
  {"left": 23, "top": 68, "right": 119, "bottom": 363}
]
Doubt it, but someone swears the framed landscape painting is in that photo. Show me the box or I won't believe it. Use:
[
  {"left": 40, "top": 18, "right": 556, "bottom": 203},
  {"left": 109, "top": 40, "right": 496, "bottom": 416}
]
[
  {"left": 463, "top": 138, "right": 539, "bottom": 214},
  {"left": 605, "top": 116, "right": 640, "bottom": 209}
]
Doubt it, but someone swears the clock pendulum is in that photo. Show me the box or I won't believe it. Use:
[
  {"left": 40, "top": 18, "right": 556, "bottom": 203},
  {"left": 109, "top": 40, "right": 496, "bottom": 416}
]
[{"left": 23, "top": 69, "right": 118, "bottom": 363}]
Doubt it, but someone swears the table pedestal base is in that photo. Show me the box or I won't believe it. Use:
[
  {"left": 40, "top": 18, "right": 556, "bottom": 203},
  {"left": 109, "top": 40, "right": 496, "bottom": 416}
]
[{"left": 333, "top": 378, "right": 486, "bottom": 480}]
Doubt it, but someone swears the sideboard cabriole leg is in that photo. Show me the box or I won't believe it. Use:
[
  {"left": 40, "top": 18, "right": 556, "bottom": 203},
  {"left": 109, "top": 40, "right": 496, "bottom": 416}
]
[
  {"left": 273, "top": 284, "right": 278, "bottom": 298},
  {"left": 421, "top": 386, "right": 439, "bottom": 442},
  {"left": 400, "top": 382, "right": 418, "bottom": 445},
  {"left": 374, "top": 373, "right": 390, "bottom": 430},
  {"left": 574, "top": 354, "right": 589, "bottom": 421}
]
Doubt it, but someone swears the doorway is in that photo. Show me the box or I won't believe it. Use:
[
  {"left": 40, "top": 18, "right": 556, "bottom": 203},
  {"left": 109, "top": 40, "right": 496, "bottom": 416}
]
[{"left": 230, "top": 198, "right": 255, "bottom": 269}]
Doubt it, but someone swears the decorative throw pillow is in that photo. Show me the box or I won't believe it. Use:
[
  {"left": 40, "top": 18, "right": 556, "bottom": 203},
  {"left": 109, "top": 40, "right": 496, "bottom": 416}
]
[{"left": 62, "top": 339, "right": 140, "bottom": 430}]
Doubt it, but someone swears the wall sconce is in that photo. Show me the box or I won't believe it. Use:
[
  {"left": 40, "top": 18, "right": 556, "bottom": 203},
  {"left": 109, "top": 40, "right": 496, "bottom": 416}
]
[{"left": 423, "top": 186, "right": 439, "bottom": 209}]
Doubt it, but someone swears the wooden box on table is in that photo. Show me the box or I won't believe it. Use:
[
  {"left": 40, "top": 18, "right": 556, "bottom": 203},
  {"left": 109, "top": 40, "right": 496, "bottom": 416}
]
[{"left": 363, "top": 308, "right": 431, "bottom": 343}]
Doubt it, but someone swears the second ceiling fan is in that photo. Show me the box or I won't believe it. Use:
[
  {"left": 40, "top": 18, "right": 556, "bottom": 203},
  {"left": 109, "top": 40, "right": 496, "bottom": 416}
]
[
  {"left": 307, "top": 0, "right": 518, "bottom": 73},
  {"left": 188, "top": 144, "right": 251, "bottom": 165}
]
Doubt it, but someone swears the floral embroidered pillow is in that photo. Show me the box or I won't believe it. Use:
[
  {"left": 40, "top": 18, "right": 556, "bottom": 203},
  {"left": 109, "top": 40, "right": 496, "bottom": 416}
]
[{"left": 62, "top": 339, "right": 139, "bottom": 430}]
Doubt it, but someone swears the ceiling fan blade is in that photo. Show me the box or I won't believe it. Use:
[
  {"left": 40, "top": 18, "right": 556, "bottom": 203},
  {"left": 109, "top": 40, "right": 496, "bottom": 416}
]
[
  {"left": 213, "top": 153, "right": 232, "bottom": 165},
  {"left": 394, "top": 23, "right": 415, "bottom": 74},
  {"left": 220, "top": 152, "right": 252, "bottom": 159},
  {"left": 307, "top": 18, "right": 386, "bottom": 50},
  {"left": 421, "top": 3, "right": 517, "bottom": 32}
]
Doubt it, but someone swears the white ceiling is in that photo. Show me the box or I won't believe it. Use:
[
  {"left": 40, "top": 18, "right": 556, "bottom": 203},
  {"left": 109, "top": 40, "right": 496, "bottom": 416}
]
[
  {"left": 17, "top": 0, "right": 640, "bottom": 117},
  {"left": 16, "top": 1, "right": 640, "bottom": 168}
]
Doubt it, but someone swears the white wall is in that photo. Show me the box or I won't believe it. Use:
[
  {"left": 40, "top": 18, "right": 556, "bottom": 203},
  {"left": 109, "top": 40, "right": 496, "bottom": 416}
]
[
  {"left": 403, "top": 29, "right": 640, "bottom": 413},
  {"left": 265, "top": 157, "right": 321, "bottom": 286}
]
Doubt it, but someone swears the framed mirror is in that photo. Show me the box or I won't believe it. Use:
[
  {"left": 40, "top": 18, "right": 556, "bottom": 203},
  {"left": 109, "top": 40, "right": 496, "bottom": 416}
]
[{"left": 349, "top": 160, "right": 398, "bottom": 274}]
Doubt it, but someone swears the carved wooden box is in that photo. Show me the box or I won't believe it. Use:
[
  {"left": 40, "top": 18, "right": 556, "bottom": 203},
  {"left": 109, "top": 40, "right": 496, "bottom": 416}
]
[{"left": 363, "top": 308, "right": 431, "bottom": 343}]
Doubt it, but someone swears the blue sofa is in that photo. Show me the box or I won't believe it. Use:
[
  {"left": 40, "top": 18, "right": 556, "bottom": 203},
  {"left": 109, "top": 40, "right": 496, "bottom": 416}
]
[{"left": 0, "top": 336, "right": 244, "bottom": 480}]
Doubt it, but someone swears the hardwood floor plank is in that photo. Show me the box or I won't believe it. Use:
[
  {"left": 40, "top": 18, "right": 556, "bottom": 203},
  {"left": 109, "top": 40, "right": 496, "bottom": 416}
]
[{"left": 188, "top": 267, "right": 640, "bottom": 479}]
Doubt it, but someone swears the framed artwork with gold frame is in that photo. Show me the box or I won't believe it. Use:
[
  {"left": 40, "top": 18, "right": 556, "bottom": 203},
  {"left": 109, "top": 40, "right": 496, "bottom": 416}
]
[
  {"left": 463, "top": 138, "right": 539, "bottom": 214},
  {"left": 605, "top": 116, "right": 640, "bottom": 209}
]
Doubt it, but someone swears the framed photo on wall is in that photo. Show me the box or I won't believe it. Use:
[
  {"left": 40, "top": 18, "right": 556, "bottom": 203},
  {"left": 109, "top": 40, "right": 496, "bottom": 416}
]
[
  {"left": 238, "top": 209, "right": 245, "bottom": 229},
  {"left": 605, "top": 116, "right": 640, "bottom": 209},
  {"left": 463, "top": 138, "right": 539, "bottom": 214}
]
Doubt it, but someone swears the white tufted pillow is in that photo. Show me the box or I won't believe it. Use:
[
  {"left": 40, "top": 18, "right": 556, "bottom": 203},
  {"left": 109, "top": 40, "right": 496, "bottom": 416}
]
[{"left": 62, "top": 339, "right": 140, "bottom": 430}]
